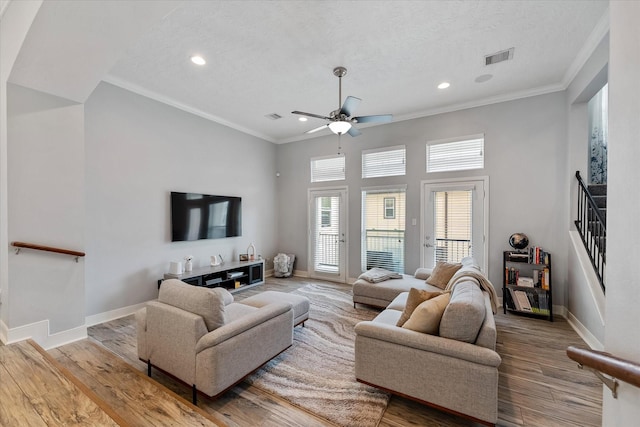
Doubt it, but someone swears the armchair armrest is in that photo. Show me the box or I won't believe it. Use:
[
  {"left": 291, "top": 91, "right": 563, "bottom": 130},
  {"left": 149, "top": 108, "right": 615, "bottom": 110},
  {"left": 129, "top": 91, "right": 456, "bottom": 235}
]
[
  {"left": 196, "top": 302, "right": 292, "bottom": 353},
  {"left": 355, "top": 321, "right": 501, "bottom": 367}
]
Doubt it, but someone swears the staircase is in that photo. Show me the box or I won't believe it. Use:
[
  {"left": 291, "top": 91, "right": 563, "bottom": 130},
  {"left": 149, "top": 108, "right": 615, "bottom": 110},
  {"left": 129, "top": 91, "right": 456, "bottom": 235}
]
[{"left": 575, "top": 171, "right": 606, "bottom": 292}]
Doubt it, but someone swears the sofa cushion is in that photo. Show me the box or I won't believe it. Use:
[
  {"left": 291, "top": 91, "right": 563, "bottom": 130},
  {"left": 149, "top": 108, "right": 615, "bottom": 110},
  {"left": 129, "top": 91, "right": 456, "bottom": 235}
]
[
  {"left": 402, "top": 292, "right": 451, "bottom": 334},
  {"left": 439, "top": 281, "right": 486, "bottom": 343},
  {"left": 158, "top": 279, "right": 228, "bottom": 331},
  {"left": 425, "top": 262, "right": 462, "bottom": 289},
  {"left": 413, "top": 268, "right": 432, "bottom": 280},
  {"left": 396, "top": 288, "right": 443, "bottom": 327}
]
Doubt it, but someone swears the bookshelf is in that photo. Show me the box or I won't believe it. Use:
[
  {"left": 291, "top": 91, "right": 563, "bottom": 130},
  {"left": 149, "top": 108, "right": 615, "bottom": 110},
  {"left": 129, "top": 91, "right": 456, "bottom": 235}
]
[{"left": 503, "top": 249, "right": 553, "bottom": 321}]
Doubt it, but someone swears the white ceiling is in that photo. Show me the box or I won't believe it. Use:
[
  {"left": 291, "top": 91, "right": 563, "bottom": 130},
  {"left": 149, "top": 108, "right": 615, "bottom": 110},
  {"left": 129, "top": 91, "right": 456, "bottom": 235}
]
[{"left": 10, "top": 0, "right": 609, "bottom": 144}]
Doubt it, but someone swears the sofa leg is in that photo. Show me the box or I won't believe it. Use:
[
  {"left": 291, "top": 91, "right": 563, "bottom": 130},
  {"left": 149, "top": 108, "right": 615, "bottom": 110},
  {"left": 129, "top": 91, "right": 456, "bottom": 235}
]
[
  {"left": 147, "top": 360, "right": 152, "bottom": 377},
  {"left": 192, "top": 385, "right": 197, "bottom": 405}
]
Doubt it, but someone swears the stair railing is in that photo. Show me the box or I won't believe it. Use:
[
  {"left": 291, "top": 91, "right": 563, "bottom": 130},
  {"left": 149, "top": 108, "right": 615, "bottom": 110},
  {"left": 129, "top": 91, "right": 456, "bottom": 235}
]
[
  {"left": 575, "top": 171, "right": 606, "bottom": 292},
  {"left": 567, "top": 346, "right": 640, "bottom": 398}
]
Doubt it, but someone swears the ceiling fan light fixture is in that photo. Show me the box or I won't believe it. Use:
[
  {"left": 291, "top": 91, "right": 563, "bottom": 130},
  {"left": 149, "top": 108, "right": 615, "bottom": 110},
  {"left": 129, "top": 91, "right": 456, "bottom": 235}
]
[{"left": 328, "top": 121, "right": 352, "bottom": 135}]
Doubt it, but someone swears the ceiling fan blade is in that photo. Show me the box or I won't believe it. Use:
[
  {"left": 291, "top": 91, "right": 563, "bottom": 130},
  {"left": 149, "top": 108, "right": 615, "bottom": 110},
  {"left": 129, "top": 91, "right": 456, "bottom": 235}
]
[
  {"left": 347, "top": 126, "right": 362, "bottom": 137},
  {"left": 292, "top": 111, "right": 332, "bottom": 121},
  {"left": 340, "top": 96, "right": 362, "bottom": 117},
  {"left": 353, "top": 114, "right": 393, "bottom": 124},
  {"left": 306, "top": 124, "right": 329, "bottom": 134}
]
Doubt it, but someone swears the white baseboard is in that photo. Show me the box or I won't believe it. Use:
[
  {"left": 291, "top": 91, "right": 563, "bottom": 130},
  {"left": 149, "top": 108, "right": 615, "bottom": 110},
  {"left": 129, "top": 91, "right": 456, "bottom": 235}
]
[
  {"left": 85, "top": 301, "right": 148, "bottom": 327},
  {"left": 566, "top": 310, "right": 604, "bottom": 350},
  {"left": 1, "top": 318, "right": 87, "bottom": 350},
  {"left": 292, "top": 269, "right": 308, "bottom": 278}
]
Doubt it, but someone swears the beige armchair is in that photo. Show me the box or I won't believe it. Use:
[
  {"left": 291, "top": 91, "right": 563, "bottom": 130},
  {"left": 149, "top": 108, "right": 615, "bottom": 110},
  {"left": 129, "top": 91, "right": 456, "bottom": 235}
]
[{"left": 136, "top": 279, "right": 293, "bottom": 403}]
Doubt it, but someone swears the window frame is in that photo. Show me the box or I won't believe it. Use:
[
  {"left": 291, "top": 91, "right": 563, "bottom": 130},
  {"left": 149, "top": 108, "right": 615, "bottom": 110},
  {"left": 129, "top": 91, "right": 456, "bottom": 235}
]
[{"left": 310, "top": 154, "right": 346, "bottom": 183}]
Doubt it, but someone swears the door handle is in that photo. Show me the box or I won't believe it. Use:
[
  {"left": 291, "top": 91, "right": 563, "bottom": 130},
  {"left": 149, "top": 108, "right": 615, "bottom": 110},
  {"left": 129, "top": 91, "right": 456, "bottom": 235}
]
[
  {"left": 339, "top": 239, "right": 346, "bottom": 243},
  {"left": 424, "top": 243, "right": 433, "bottom": 247}
]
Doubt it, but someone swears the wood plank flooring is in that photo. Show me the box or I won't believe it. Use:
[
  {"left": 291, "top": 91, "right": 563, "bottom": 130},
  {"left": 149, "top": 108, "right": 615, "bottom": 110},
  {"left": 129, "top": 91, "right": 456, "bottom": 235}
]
[
  {"left": 0, "top": 340, "right": 122, "bottom": 426},
  {"left": 3, "top": 276, "right": 602, "bottom": 426}
]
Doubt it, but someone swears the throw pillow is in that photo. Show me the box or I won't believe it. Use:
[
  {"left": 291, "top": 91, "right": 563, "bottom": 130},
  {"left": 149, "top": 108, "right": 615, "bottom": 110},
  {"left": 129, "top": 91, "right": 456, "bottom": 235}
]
[
  {"left": 402, "top": 292, "right": 451, "bottom": 334},
  {"left": 413, "top": 267, "right": 433, "bottom": 280},
  {"left": 396, "top": 288, "right": 442, "bottom": 327},
  {"left": 426, "top": 262, "right": 463, "bottom": 289}
]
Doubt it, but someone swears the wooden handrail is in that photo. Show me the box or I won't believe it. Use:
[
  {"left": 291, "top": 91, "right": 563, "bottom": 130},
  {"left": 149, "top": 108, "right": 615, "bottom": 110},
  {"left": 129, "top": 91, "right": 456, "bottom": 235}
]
[
  {"left": 567, "top": 346, "right": 640, "bottom": 397},
  {"left": 12, "top": 241, "right": 85, "bottom": 261}
]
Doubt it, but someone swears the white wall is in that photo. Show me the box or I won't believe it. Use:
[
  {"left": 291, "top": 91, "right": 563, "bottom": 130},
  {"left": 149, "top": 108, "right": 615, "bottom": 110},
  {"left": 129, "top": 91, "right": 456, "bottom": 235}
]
[
  {"left": 0, "top": 0, "right": 43, "bottom": 336},
  {"left": 563, "top": 31, "right": 609, "bottom": 348},
  {"left": 7, "top": 83, "right": 85, "bottom": 334},
  {"left": 603, "top": 0, "right": 640, "bottom": 423},
  {"left": 84, "top": 82, "right": 277, "bottom": 316},
  {"left": 276, "top": 92, "right": 568, "bottom": 305}
]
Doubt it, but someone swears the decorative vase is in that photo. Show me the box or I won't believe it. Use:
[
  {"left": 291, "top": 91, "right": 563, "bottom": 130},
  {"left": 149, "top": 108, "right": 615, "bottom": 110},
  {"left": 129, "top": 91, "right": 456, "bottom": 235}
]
[{"left": 185, "top": 260, "right": 193, "bottom": 272}]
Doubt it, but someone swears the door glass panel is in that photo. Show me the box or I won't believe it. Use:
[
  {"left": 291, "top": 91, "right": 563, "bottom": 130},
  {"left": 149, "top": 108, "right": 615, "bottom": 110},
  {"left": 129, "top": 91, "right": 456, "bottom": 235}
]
[
  {"left": 434, "top": 190, "right": 472, "bottom": 264},
  {"left": 314, "top": 195, "right": 340, "bottom": 273}
]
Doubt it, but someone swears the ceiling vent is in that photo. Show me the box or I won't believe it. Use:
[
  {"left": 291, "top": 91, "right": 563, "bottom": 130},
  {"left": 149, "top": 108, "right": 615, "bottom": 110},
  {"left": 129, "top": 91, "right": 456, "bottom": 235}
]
[
  {"left": 265, "top": 113, "right": 282, "bottom": 120},
  {"left": 485, "top": 48, "right": 514, "bottom": 66}
]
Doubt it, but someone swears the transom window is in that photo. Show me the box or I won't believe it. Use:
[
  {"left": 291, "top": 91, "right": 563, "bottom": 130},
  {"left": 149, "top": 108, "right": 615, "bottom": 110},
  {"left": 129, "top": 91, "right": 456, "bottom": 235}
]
[
  {"left": 426, "top": 135, "right": 484, "bottom": 173},
  {"left": 310, "top": 155, "right": 345, "bottom": 183},
  {"left": 362, "top": 145, "right": 406, "bottom": 178}
]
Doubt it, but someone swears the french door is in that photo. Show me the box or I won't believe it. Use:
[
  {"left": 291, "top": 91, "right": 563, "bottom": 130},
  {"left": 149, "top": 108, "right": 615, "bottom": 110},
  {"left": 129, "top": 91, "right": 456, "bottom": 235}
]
[
  {"left": 308, "top": 187, "right": 347, "bottom": 282},
  {"left": 421, "top": 178, "right": 488, "bottom": 272}
]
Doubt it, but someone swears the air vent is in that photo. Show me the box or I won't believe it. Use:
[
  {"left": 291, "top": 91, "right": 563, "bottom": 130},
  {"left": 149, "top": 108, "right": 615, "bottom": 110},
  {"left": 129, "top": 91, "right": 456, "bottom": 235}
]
[
  {"left": 265, "top": 113, "right": 282, "bottom": 120},
  {"left": 485, "top": 48, "right": 514, "bottom": 66}
]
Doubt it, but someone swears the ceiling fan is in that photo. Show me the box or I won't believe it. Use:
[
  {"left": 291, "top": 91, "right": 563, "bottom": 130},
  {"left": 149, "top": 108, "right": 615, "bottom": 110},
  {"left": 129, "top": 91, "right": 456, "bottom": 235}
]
[{"left": 292, "top": 66, "right": 393, "bottom": 137}]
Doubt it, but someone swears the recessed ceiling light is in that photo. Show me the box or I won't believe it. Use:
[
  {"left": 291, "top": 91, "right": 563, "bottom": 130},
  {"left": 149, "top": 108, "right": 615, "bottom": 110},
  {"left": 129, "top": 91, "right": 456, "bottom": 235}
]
[
  {"left": 438, "top": 82, "right": 450, "bottom": 89},
  {"left": 298, "top": 117, "right": 308, "bottom": 122},
  {"left": 190, "top": 55, "right": 206, "bottom": 65}
]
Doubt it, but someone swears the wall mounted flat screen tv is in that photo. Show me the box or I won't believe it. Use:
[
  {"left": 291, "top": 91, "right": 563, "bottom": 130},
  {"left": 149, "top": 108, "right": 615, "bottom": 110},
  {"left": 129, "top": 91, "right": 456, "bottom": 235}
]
[{"left": 171, "top": 192, "right": 242, "bottom": 241}]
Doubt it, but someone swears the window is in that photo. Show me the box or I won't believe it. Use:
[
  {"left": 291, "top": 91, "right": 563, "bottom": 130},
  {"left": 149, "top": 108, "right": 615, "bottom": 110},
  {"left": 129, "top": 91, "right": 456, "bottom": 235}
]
[
  {"left": 588, "top": 83, "right": 608, "bottom": 184},
  {"left": 384, "top": 197, "right": 395, "bottom": 219},
  {"left": 426, "top": 135, "right": 484, "bottom": 173},
  {"left": 361, "top": 186, "right": 406, "bottom": 273},
  {"left": 310, "top": 155, "right": 345, "bottom": 183},
  {"left": 362, "top": 145, "right": 406, "bottom": 178},
  {"left": 320, "top": 197, "right": 332, "bottom": 227}
]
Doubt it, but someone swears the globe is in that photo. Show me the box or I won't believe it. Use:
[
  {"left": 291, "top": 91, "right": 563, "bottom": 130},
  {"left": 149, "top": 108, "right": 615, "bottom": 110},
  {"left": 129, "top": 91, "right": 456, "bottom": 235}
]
[{"left": 509, "top": 233, "right": 529, "bottom": 250}]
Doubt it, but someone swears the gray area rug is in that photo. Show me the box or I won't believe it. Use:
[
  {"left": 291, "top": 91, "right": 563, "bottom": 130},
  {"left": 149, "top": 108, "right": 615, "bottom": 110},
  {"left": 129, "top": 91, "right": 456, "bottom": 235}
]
[{"left": 245, "top": 282, "right": 390, "bottom": 427}]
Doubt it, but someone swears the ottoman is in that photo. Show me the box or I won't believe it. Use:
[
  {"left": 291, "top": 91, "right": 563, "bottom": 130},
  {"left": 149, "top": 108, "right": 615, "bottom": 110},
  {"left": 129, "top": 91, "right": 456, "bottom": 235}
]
[{"left": 241, "top": 291, "right": 310, "bottom": 326}]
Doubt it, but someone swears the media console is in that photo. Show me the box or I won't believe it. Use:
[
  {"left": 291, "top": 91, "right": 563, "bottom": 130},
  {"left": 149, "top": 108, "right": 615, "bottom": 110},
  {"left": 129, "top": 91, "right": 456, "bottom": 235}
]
[{"left": 159, "top": 259, "right": 264, "bottom": 294}]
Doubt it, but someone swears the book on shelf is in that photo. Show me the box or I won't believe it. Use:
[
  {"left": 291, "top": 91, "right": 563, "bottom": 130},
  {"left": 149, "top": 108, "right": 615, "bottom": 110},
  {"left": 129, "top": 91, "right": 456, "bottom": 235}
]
[
  {"left": 541, "top": 268, "right": 550, "bottom": 290},
  {"left": 508, "top": 288, "right": 521, "bottom": 310},
  {"left": 507, "top": 251, "right": 529, "bottom": 262},
  {"left": 528, "top": 246, "right": 549, "bottom": 264},
  {"left": 514, "top": 290, "right": 533, "bottom": 312},
  {"left": 517, "top": 276, "right": 534, "bottom": 287}
]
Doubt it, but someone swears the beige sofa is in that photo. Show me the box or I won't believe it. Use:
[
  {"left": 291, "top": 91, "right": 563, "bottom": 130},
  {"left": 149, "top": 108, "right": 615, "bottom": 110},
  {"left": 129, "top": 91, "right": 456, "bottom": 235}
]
[
  {"left": 136, "top": 279, "right": 293, "bottom": 403},
  {"left": 354, "top": 260, "right": 501, "bottom": 425}
]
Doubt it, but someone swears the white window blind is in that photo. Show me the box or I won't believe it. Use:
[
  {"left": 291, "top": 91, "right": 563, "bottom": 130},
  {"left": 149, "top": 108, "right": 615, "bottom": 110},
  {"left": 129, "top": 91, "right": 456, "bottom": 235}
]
[
  {"left": 362, "top": 145, "right": 406, "bottom": 178},
  {"left": 361, "top": 187, "right": 406, "bottom": 273},
  {"left": 310, "top": 155, "right": 345, "bottom": 182},
  {"left": 426, "top": 136, "right": 484, "bottom": 173},
  {"left": 433, "top": 190, "right": 472, "bottom": 263}
]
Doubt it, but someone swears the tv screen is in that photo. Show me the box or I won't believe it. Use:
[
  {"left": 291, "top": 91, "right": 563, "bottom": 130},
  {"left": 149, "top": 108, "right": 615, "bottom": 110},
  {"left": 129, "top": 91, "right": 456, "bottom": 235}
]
[{"left": 171, "top": 192, "right": 242, "bottom": 241}]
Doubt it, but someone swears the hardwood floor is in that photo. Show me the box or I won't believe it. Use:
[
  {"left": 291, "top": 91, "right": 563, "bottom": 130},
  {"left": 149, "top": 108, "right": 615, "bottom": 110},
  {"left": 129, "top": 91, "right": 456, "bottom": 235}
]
[{"left": 3, "top": 276, "right": 602, "bottom": 426}]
